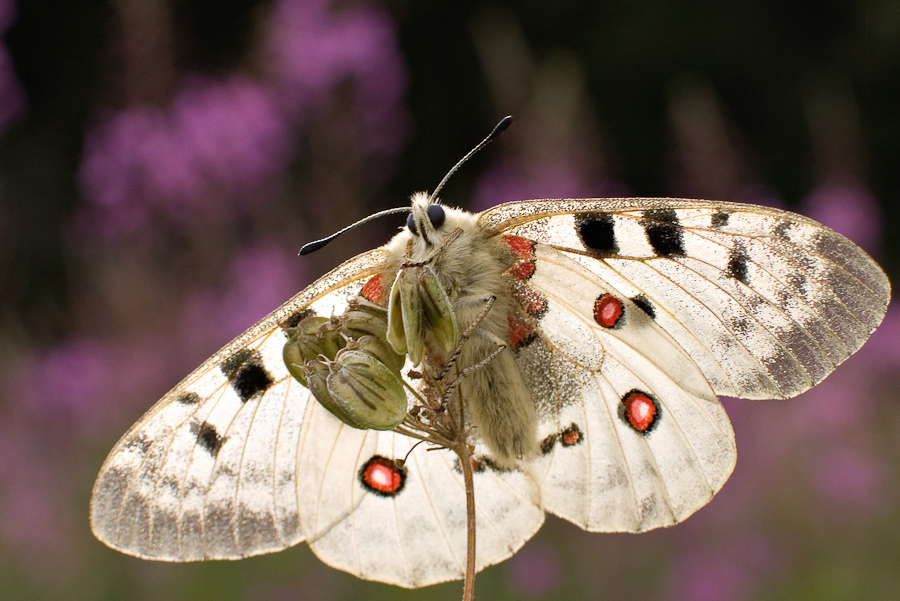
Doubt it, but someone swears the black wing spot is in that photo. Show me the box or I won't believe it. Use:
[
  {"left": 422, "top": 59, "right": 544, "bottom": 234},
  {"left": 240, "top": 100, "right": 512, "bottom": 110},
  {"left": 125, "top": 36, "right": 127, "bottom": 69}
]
[
  {"left": 643, "top": 208, "right": 686, "bottom": 256},
  {"left": 726, "top": 247, "right": 750, "bottom": 285},
  {"left": 176, "top": 391, "right": 201, "bottom": 405},
  {"left": 540, "top": 434, "right": 557, "bottom": 455},
  {"left": 221, "top": 349, "right": 274, "bottom": 402},
  {"left": 576, "top": 212, "right": 618, "bottom": 255},
  {"left": 631, "top": 295, "right": 656, "bottom": 319},
  {"left": 711, "top": 210, "right": 730, "bottom": 228},
  {"left": 774, "top": 220, "right": 793, "bottom": 239},
  {"left": 221, "top": 348, "right": 252, "bottom": 380},
  {"left": 283, "top": 309, "right": 315, "bottom": 330},
  {"left": 192, "top": 421, "right": 225, "bottom": 456}
]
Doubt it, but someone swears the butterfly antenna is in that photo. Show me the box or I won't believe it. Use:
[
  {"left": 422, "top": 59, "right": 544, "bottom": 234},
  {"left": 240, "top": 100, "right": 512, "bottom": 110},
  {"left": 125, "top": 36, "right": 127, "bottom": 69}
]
[
  {"left": 299, "top": 206, "right": 412, "bottom": 255},
  {"left": 429, "top": 115, "right": 513, "bottom": 202}
]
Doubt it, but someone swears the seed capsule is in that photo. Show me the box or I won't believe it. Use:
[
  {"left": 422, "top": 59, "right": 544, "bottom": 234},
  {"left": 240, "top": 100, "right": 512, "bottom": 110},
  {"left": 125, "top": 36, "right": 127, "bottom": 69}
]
[
  {"left": 325, "top": 349, "right": 408, "bottom": 430},
  {"left": 303, "top": 361, "right": 367, "bottom": 429},
  {"left": 283, "top": 316, "right": 346, "bottom": 386},
  {"left": 351, "top": 334, "right": 406, "bottom": 376},
  {"left": 387, "top": 265, "right": 459, "bottom": 366},
  {"left": 418, "top": 265, "right": 459, "bottom": 354},
  {"left": 343, "top": 300, "right": 390, "bottom": 340}
]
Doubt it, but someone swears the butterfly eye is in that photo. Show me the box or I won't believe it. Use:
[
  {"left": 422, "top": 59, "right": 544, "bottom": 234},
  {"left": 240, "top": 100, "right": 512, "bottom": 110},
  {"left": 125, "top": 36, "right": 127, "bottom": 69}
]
[
  {"left": 406, "top": 213, "right": 418, "bottom": 236},
  {"left": 427, "top": 204, "right": 446, "bottom": 229}
]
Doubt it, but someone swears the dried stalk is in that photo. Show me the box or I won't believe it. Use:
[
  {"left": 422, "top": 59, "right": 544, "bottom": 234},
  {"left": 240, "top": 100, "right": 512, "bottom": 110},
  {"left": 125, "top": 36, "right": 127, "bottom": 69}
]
[{"left": 456, "top": 440, "right": 477, "bottom": 601}]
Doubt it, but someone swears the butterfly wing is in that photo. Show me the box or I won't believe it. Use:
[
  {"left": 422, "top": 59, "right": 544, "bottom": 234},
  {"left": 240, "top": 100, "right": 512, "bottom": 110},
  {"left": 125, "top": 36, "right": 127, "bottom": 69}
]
[
  {"left": 482, "top": 198, "right": 889, "bottom": 532},
  {"left": 295, "top": 402, "right": 543, "bottom": 587},
  {"left": 517, "top": 244, "right": 734, "bottom": 531},
  {"left": 90, "top": 248, "right": 390, "bottom": 560},
  {"left": 91, "top": 244, "right": 545, "bottom": 586},
  {"left": 483, "top": 198, "right": 889, "bottom": 400}
]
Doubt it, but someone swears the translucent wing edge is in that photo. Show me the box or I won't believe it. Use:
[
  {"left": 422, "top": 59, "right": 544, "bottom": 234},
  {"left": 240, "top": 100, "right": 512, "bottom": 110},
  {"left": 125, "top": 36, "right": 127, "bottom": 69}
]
[{"left": 90, "top": 247, "right": 390, "bottom": 559}]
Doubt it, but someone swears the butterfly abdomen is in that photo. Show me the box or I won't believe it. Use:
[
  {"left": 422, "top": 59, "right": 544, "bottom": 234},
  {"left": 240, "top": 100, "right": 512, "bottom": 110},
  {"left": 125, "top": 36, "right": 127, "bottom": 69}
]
[{"left": 430, "top": 227, "right": 540, "bottom": 465}]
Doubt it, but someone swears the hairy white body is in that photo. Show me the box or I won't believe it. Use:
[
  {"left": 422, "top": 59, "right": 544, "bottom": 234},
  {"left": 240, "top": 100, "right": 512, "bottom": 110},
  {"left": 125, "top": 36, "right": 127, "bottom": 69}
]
[{"left": 385, "top": 192, "right": 538, "bottom": 463}]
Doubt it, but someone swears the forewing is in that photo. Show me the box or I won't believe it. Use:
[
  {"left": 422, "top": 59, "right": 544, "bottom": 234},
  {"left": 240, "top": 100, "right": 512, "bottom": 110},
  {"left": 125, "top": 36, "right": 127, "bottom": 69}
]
[
  {"left": 515, "top": 245, "right": 734, "bottom": 531},
  {"left": 483, "top": 198, "right": 890, "bottom": 399},
  {"left": 90, "top": 249, "right": 389, "bottom": 560},
  {"left": 295, "top": 399, "right": 544, "bottom": 588}
]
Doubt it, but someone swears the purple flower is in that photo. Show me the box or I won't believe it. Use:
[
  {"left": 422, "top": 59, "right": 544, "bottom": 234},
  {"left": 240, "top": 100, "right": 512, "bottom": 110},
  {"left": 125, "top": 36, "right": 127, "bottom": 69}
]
[
  {"left": 6, "top": 337, "right": 173, "bottom": 436},
  {"left": 180, "top": 242, "right": 306, "bottom": 355},
  {"left": 9, "top": 339, "right": 112, "bottom": 431},
  {"left": 264, "top": 0, "right": 409, "bottom": 157},
  {"left": 812, "top": 444, "right": 884, "bottom": 513},
  {"left": 505, "top": 542, "right": 562, "bottom": 596},
  {"left": 666, "top": 535, "right": 779, "bottom": 601},
  {"left": 862, "top": 305, "right": 900, "bottom": 372},
  {"left": 0, "top": 471, "right": 76, "bottom": 577},
  {"left": 78, "top": 76, "right": 290, "bottom": 237},
  {"left": 800, "top": 177, "right": 882, "bottom": 256}
]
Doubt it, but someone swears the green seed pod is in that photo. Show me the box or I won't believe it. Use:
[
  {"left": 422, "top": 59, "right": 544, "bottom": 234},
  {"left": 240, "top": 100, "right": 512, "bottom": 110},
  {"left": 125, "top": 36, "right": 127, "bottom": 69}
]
[
  {"left": 387, "top": 266, "right": 459, "bottom": 366},
  {"left": 283, "top": 316, "right": 330, "bottom": 386},
  {"left": 342, "top": 300, "right": 390, "bottom": 340},
  {"left": 387, "top": 270, "right": 411, "bottom": 357},
  {"left": 418, "top": 265, "right": 459, "bottom": 354},
  {"left": 304, "top": 360, "right": 368, "bottom": 430},
  {"left": 316, "top": 317, "right": 346, "bottom": 360},
  {"left": 326, "top": 349, "right": 407, "bottom": 430},
  {"left": 352, "top": 334, "right": 406, "bottom": 375}
]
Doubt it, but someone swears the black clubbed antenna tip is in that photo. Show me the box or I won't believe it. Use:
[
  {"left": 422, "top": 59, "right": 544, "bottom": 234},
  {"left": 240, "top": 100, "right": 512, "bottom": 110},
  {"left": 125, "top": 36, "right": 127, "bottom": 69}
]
[
  {"left": 299, "top": 206, "right": 411, "bottom": 256},
  {"left": 492, "top": 115, "right": 513, "bottom": 138},
  {"left": 298, "top": 238, "right": 329, "bottom": 255},
  {"left": 429, "top": 115, "right": 514, "bottom": 202}
]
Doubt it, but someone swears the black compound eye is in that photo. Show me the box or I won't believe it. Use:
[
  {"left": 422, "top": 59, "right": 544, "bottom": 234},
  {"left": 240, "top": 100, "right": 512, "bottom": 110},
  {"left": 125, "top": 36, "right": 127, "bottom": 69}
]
[
  {"left": 427, "top": 204, "right": 446, "bottom": 229},
  {"left": 406, "top": 212, "right": 418, "bottom": 236}
]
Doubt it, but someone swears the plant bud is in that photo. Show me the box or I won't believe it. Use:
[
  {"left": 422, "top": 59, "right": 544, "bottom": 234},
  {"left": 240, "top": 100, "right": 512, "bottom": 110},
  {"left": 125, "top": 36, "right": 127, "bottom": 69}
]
[
  {"left": 343, "top": 300, "right": 389, "bottom": 340},
  {"left": 352, "top": 334, "right": 406, "bottom": 375},
  {"left": 326, "top": 349, "right": 407, "bottom": 430},
  {"left": 303, "top": 360, "right": 367, "bottom": 429}
]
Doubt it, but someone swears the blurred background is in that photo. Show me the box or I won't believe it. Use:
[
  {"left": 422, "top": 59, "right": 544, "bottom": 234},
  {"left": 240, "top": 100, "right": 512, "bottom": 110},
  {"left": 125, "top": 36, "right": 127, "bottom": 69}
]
[{"left": 1, "top": 1, "right": 899, "bottom": 599}]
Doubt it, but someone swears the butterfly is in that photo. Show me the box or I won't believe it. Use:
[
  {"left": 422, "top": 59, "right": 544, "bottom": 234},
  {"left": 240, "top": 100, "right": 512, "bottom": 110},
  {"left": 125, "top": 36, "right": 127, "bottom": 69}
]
[{"left": 90, "top": 120, "right": 890, "bottom": 589}]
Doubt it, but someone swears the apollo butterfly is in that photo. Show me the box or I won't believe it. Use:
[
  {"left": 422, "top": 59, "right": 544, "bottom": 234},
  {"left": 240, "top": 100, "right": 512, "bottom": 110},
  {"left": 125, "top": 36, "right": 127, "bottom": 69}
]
[{"left": 91, "top": 118, "right": 890, "bottom": 589}]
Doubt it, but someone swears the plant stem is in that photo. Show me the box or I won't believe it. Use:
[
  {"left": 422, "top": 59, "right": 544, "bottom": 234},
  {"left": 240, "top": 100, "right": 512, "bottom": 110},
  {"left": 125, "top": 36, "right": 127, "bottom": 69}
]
[{"left": 458, "top": 443, "right": 476, "bottom": 601}]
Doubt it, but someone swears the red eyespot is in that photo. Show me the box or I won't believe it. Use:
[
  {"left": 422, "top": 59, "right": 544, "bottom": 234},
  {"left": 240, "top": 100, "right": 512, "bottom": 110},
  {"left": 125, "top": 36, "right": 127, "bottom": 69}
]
[
  {"left": 594, "top": 294, "right": 623, "bottom": 328},
  {"left": 510, "top": 259, "right": 536, "bottom": 281},
  {"left": 514, "top": 286, "right": 548, "bottom": 318},
  {"left": 360, "top": 274, "right": 385, "bottom": 303},
  {"left": 507, "top": 313, "right": 536, "bottom": 350},
  {"left": 622, "top": 391, "right": 659, "bottom": 433},
  {"left": 359, "top": 456, "right": 406, "bottom": 496},
  {"left": 560, "top": 424, "right": 583, "bottom": 446},
  {"left": 503, "top": 235, "right": 535, "bottom": 259}
]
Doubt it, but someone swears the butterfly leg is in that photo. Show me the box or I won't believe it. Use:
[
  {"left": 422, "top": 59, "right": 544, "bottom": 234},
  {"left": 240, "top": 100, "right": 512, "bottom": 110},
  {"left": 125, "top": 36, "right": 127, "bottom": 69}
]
[{"left": 438, "top": 294, "right": 498, "bottom": 381}]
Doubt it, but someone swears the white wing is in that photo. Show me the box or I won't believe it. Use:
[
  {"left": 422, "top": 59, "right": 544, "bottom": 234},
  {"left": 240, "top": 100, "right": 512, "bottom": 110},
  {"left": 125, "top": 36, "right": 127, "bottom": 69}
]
[
  {"left": 294, "top": 401, "right": 543, "bottom": 588},
  {"left": 91, "top": 242, "right": 545, "bottom": 586},
  {"left": 90, "top": 249, "right": 389, "bottom": 560},
  {"left": 483, "top": 198, "right": 889, "bottom": 399},
  {"left": 483, "top": 198, "right": 888, "bottom": 532},
  {"left": 517, "top": 244, "right": 734, "bottom": 531}
]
